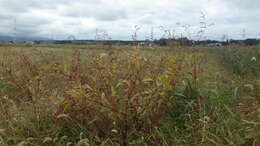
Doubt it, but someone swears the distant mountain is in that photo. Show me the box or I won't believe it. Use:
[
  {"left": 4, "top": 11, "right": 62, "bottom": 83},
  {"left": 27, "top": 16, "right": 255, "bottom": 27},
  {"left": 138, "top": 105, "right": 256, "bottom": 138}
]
[
  {"left": 0, "top": 36, "right": 13, "bottom": 42},
  {"left": 0, "top": 35, "right": 47, "bottom": 42}
]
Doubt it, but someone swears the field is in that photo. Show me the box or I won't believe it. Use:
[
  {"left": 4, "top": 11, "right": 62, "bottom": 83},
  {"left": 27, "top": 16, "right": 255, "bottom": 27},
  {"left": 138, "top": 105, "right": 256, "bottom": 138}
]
[{"left": 0, "top": 44, "right": 259, "bottom": 146}]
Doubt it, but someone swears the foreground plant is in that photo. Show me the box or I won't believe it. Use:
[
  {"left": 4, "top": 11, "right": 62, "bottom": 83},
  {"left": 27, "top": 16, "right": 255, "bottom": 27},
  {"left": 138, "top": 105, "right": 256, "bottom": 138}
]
[{"left": 0, "top": 45, "right": 259, "bottom": 145}]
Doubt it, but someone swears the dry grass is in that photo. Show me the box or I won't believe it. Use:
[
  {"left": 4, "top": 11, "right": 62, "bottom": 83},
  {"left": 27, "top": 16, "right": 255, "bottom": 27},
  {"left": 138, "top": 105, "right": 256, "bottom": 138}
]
[{"left": 0, "top": 44, "right": 259, "bottom": 145}]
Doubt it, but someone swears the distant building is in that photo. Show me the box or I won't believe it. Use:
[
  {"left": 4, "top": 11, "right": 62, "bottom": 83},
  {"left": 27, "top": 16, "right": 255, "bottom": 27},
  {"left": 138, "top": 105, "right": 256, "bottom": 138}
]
[
  {"left": 24, "top": 41, "right": 35, "bottom": 45},
  {"left": 36, "top": 40, "right": 55, "bottom": 45},
  {"left": 208, "top": 43, "right": 222, "bottom": 47}
]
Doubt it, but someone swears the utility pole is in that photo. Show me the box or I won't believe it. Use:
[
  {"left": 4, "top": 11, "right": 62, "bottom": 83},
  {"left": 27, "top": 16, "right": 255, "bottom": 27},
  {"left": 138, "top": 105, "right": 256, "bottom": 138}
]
[
  {"left": 13, "top": 18, "right": 17, "bottom": 43},
  {"left": 241, "top": 29, "right": 246, "bottom": 39},
  {"left": 150, "top": 27, "right": 154, "bottom": 41},
  {"left": 95, "top": 28, "right": 99, "bottom": 41}
]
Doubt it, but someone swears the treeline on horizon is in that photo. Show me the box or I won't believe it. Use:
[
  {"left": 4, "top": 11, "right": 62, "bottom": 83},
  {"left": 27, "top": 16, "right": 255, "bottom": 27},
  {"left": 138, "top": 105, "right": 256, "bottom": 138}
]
[
  {"left": 154, "top": 38, "right": 260, "bottom": 46},
  {"left": 30, "top": 38, "right": 260, "bottom": 46}
]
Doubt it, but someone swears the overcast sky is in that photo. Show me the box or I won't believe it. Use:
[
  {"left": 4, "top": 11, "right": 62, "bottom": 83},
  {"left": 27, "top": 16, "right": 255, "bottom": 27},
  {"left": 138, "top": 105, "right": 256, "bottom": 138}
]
[{"left": 0, "top": 0, "right": 259, "bottom": 40}]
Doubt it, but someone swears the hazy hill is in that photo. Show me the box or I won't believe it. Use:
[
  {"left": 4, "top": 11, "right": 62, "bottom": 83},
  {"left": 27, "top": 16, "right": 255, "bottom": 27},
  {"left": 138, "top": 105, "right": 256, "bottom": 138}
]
[{"left": 0, "top": 35, "right": 47, "bottom": 42}]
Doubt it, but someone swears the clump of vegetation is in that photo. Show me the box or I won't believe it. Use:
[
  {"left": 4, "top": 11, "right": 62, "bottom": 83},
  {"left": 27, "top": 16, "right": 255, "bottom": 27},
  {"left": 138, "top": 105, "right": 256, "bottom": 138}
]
[
  {"left": 0, "top": 45, "right": 259, "bottom": 145},
  {"left": 211, "top": 46, "right": 260, "bottom": 77}
]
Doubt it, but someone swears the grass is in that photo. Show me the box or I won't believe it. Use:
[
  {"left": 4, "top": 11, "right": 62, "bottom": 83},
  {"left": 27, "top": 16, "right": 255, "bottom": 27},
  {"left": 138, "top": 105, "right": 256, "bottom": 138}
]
[{"left": 0, "top": 44, "right": 259, "bottom": 145}]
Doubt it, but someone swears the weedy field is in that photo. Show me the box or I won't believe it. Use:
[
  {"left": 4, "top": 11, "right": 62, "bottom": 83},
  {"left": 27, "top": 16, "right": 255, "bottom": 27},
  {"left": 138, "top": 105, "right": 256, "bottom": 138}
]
[{"left": 0, "top": 44, "right": 259, "bottom": 146}]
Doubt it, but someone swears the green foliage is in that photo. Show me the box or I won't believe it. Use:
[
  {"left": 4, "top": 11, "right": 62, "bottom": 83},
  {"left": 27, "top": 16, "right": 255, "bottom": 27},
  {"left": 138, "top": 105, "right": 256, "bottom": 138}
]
[
  {"left": 212, "top": 46, "right": 260, "bottom": 77},
  {"left": 0, "top": 45, "right": 259, "bottom": 145}
]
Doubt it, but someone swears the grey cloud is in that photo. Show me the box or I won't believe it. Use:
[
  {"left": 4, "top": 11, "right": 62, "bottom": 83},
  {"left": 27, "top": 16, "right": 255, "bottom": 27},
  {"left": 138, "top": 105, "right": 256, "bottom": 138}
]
[
  {"left": 0, "top": 0, "right": 71, "bottom": 12},
  {"left": 0, "top": 0, "right": 259, "bottom": 40},
  {"left": 61, "top": 3, "right": 127, "bottom": 21},
  {"left": 0, "top": 14, "right": 10, "bottom": 20},
  {"left": 225, "top": 0, "right": 260, "bottom": 10}
]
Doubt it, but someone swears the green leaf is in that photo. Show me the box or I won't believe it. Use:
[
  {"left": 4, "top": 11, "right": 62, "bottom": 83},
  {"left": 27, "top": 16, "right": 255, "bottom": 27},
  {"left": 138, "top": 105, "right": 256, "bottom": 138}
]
[
  {"left": 142, "top": 77, "right": 153, "bottom": 83},
  {"left": 101, "top": 92, "right": 110, "bottom": 105},
  {"left": 76, "top": 138, "right": 90, "bottom": 146},
  {"left": 111, "top": 86, "right": 116, "bottom": 97},
  {"left": 43, "top": 137, "right": 52, "bottom": 143},
  {"left": 0, "top": 84, "right": 7, "bottom": 90}
]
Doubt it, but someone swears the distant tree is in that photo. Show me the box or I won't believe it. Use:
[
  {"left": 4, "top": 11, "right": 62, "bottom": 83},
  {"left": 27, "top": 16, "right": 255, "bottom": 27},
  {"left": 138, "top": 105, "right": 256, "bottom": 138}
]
[
  {"left": 244, "top": 39, "right": 258, "bottom": 46},
  {"left": 155, "top": 39, "right": 167, "bottom": 46}
]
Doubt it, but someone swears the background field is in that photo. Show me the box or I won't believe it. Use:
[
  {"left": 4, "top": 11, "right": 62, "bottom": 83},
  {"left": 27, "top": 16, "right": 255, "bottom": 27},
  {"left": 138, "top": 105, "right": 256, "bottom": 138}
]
[{"left": 0, "top": 44, "right": 259, "bottom": 146}]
